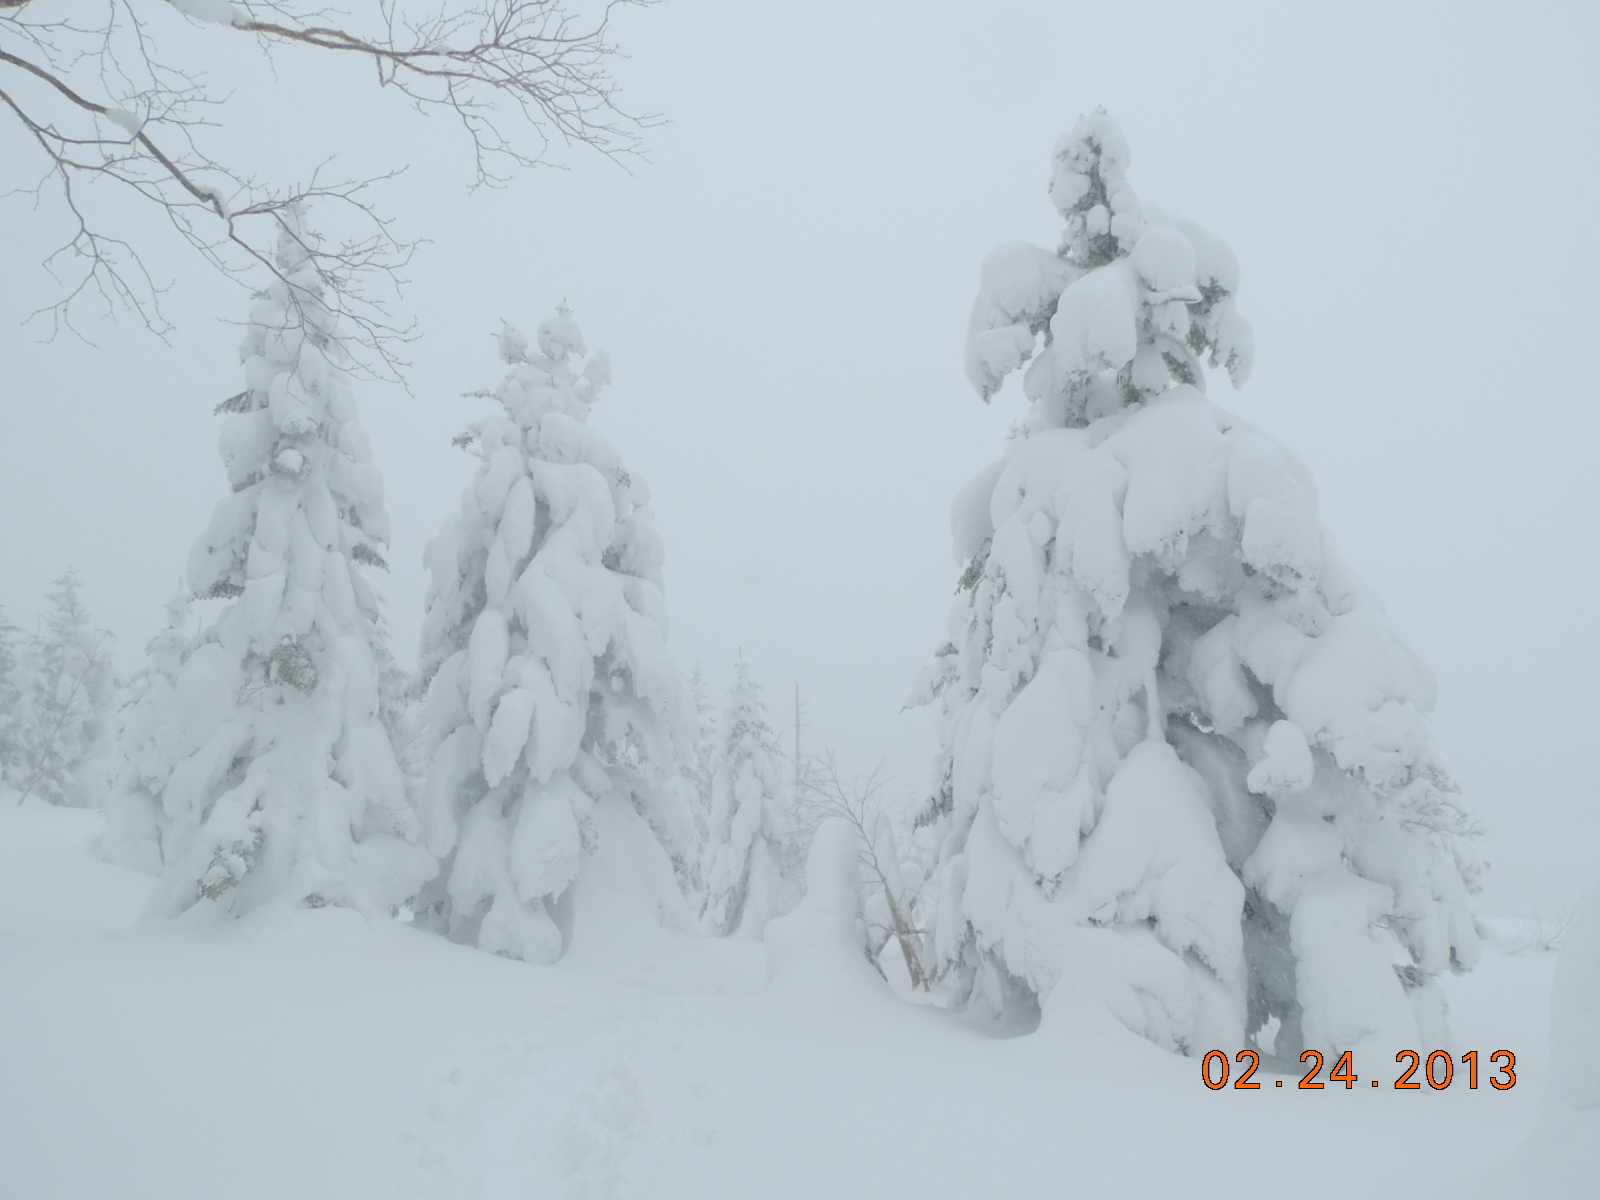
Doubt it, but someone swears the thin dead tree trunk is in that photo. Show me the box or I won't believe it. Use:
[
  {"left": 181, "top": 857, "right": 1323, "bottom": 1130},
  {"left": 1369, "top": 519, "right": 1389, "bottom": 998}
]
[{"left": 798, "top": 752, "right": 931, "bottom": 991}]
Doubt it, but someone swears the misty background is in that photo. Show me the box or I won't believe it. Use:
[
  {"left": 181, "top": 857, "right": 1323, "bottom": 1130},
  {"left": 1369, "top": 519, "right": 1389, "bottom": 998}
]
[{"left": 2, "top": 0, "right": 1595, "bottom": 916}]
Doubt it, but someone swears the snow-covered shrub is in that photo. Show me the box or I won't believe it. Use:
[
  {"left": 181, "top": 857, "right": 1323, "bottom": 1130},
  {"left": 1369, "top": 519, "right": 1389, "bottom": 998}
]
[
  {"left": 112, "top": 211, "right": 431, "bottom": 916},
  {"left": 8, "top": 570, "right": 117, "bottom": 807},
  {"left": 910, "top": 110, "right": 1482, "bottom": 1058},
  {"left": 701, "top": 660, "right": 800, "bottom": 937},
  {"left": 413, "top": 308, "right": 696, "bottom": 962}
]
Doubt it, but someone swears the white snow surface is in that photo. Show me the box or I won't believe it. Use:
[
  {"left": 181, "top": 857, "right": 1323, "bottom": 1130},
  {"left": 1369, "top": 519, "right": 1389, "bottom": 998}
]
[{"left": 1, "top": 798, "right": 1581, "bottom": 1199}]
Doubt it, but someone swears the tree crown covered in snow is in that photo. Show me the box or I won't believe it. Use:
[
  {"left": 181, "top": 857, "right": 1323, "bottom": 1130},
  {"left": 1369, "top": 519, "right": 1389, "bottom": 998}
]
[{"left": 965, "top": 109, "right": 1253, "bottom": 426}]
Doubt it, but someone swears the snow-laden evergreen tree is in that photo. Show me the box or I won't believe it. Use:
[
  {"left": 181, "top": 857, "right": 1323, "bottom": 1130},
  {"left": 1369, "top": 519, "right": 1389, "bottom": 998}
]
[
  {"left": 375, "top": 638, "right": 429, "bottom": 812},
  {"left": 414, "top": 308, "right": 696, "bottom": 963},
  {"left": 0, "top": 603, "right": 22, "bottom": 792},
  {"left": 701, "top": 660, "right": 799, "bottom": 937},
  {"left": 910, "top": 111, "right": 1482, "bottom": 1058},
  {"left": 99, "top": 587, "right": 192, "bottom": 871},
  {"left": 11, "top": 570, "right": 117, "bottom": 806},
  {"left": 685, "top": 666, "right": 717, "bottom": 836},
  {"left": 118, "top": 211, "right": 430, "bottom": 916}
]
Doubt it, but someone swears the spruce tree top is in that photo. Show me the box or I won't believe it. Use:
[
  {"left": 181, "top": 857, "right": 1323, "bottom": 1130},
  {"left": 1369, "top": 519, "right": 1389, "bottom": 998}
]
[
  {"left": 188, "top": 209, "right": 391, "bottom": 637},
  {"left": 966, "top": 109, "right": 1254, "bottom": 426}
]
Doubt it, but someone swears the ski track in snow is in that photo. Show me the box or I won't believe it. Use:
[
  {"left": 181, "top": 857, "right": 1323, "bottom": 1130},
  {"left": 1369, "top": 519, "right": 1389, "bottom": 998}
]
[
  {"left": 2, "top": 800, "right": 1591, "bottom": 1200},
  {"left": 407, "top": 1008, "right": 659, "bottom": 1199},
  {"left": 405, "top": 982, "right": 745, "bottom": 1200}
]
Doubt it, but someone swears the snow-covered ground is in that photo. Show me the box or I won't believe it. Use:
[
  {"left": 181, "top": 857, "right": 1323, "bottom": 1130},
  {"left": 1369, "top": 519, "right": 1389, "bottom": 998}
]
[{"left": 0, "top": 798, "right": 1585, "bottom": 1200}]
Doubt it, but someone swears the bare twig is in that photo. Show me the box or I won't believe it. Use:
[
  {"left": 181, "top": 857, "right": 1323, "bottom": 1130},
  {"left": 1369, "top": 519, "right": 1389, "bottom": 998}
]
[
  {"left": 1, "top": 0, "right": 657, "bottom": 376},
  {"left": 797, "top": 752, "right": 932, "bottom": 991},
  {"left": 1495, "top": 899, "right": 1583, "bottom": 955}
]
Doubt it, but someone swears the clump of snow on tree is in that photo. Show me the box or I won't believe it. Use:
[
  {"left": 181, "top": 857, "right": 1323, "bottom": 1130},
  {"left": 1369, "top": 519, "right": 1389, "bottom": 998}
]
[
  {"left": 104, "top": 210, "right": 432, "bottom": 917},
  {"left": 700, "top": 660, "right": 800, "bottom": 937},
  {"left": 911, "top": 110, "right": 1483, "bottom": 1058},
  {"left": 413, "top": 306, "right": 697, "bottom": 963},
  {"left": 165, "top": 0, "right": 243, "bottom": 28}
]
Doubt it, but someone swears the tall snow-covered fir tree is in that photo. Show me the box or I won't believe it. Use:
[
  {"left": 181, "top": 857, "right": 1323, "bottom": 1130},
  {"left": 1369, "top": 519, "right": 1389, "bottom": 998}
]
[
  {"left": 10, "top": 570, "right": 117, "bottom": 807},
  {"left": 111, "top": 211, "right": 431, "bottom": 916},
  {"left": 100, "top": 587, "right": 192, "bottom": 872},
  {"left": 414, "top": 308, "right": 696, "bottom": 963},
  {"left": 910, "top": 111, "right": 1483, "bottom": 1058},
  {"left": 701, "top": 660, "right": 799, "bottom": 937}
]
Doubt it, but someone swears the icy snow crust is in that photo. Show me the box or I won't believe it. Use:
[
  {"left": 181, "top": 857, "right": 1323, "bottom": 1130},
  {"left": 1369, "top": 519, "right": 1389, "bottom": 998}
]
[
  {"left": 101, "top": 213, "right": 431, "bottom": 917},
  {"left": 914, "top": 111, "right": 1482, "bottom": 1059},
  {"left": 414, "top": 309, "right": 697, "bottom": 963}
]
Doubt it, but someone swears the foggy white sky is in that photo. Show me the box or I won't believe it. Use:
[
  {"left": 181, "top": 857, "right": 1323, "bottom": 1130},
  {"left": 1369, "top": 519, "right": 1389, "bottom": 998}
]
[{"left": 2, "top": 0, "right": 1596, "bottom": 914}]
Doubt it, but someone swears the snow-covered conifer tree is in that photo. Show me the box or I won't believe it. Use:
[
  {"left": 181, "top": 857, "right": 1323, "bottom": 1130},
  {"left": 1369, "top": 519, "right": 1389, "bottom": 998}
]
[
  {"left": 100, "top": 587, "right": 191, "bottom": 871},
  {"left": 11, "top": 570, "right": 117, "bottom": 807},
  {"left": 0, "top": 603, "right": 24, "bottom": 793},
  {"left": 701, "top": 660, "right": 798, "bottom": 937},
  {"left": 911, "top": 111, "right": 1482, "bottom": 1058},
  {"left": 131, "top": 211, "right": 430, "bottom": 916},
  {"left": 414, "top": 308, "right": 696, "bottom": 962},
  {"left": 685, "top": 666, "right": 717, "bottom": 829},
  {"left": 375, "top": 639, "right": 428, "bottom": 809}
]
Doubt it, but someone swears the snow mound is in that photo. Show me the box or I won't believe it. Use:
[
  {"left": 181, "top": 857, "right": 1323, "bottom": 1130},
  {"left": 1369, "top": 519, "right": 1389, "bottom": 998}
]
[
  {"left": 764, "top": 817, "right": 886, "bottom": 1004},
  {"left": 1551, "top": 885, "right": 1600, "bottom": 1111}
]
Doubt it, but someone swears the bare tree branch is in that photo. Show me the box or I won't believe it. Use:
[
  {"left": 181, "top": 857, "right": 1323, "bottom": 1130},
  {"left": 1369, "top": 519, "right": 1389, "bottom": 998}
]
[{"left": 1, "top": 0, "right": 658, "bottom": 377}]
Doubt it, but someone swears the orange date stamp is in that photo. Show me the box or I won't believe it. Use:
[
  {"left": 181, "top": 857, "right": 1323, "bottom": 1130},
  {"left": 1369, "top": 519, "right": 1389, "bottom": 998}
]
[{"left": 1202, "top": 1049, "right": 1516, "bottom": 1091}]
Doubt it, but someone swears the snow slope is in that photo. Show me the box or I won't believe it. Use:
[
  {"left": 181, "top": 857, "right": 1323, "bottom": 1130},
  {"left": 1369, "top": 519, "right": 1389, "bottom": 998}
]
[{"left": 0, "top": 800, "right": 1579, "bottom": 1199}]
